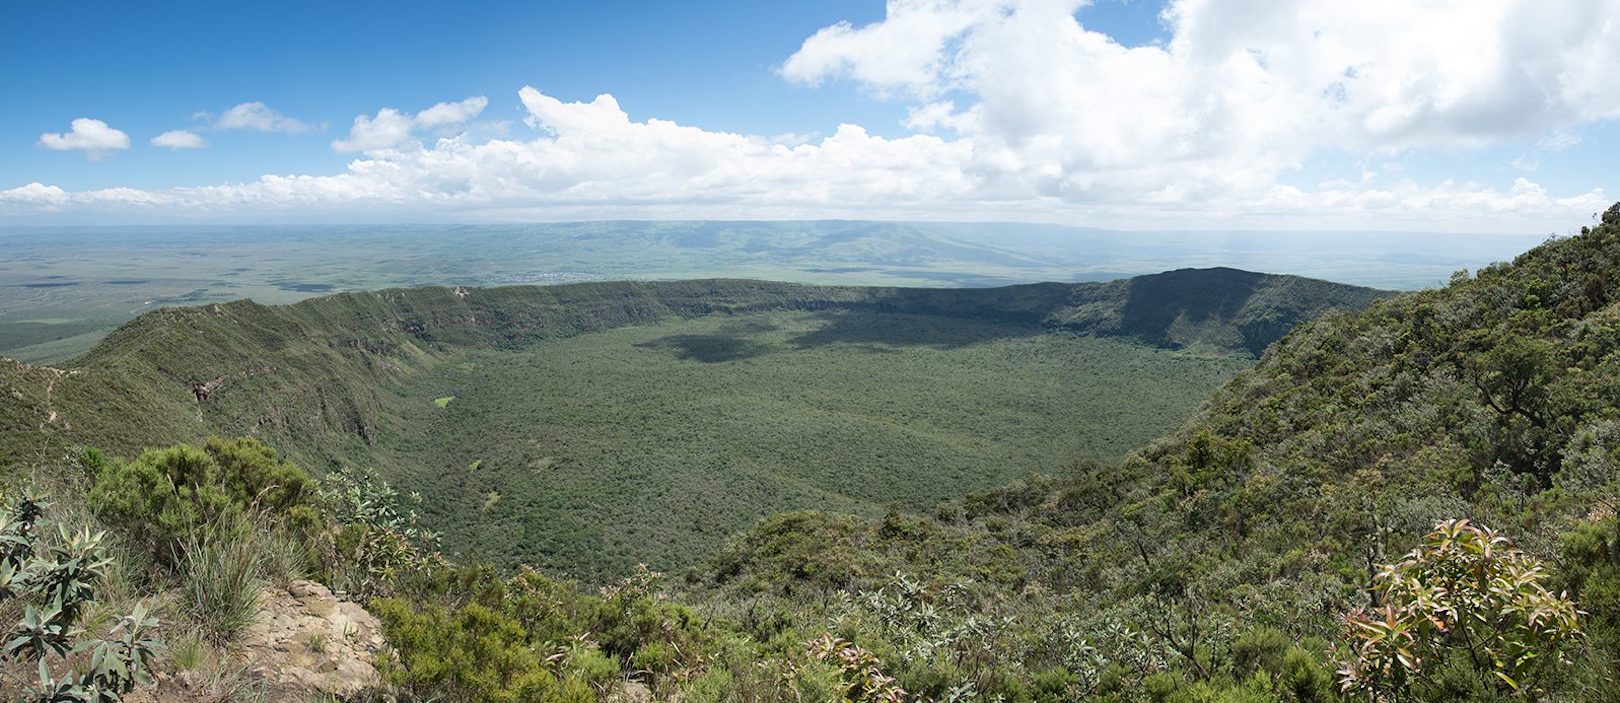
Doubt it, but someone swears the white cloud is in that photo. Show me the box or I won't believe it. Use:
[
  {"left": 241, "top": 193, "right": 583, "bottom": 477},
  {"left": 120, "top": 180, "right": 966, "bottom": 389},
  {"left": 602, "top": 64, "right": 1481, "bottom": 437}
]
[
  {"left": 212, "top": 102, "right": 315, "bottom": 133},
  {"left": 3, "top": 87, "right": 1607, "bottom": 230},
  {"left": 779, "top": 0, "right": 1620, "bottom": 205},
  {"left": 415, "top": 96, "right": 489, "bottom": 129},
  {"left": 36, "top": 118, "right": 130, "bottom": 159},
  {"left": 333, "top": 96, "right": 489, "bottom": 153},
  {"left": 332, "top": 108, "right": 417, "bottom": 152},
  {"left": 150, "top": 129, "right": 206, "bottom": 149},
  {"left": 0, "top": 182, "right": 69, "bottom": 206}
]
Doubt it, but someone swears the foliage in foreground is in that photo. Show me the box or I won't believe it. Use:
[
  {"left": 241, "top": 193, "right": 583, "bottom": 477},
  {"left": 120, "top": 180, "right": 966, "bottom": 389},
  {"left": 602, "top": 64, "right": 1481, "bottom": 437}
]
[
  {"left": 0, "top": 491, "right": 160, "bottom": 703},
  {"left": 1337, "top": 520, "right": 1582, "bottom": 700}
]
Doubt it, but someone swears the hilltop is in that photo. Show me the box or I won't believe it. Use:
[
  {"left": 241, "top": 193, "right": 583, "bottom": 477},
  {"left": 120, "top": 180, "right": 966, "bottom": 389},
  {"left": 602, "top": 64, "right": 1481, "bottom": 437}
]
[{"left": 0, "top": 270, "right": 1383, "bottom": 578}]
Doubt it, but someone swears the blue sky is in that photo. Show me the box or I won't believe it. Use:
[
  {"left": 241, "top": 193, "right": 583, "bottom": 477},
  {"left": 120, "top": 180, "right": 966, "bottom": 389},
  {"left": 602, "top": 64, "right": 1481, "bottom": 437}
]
[
  {"left": 1, "top": 0, "right": 1616, "bottom": 230},
  {"left": 1, "top": 1, "right": 896, "bottom": 188}
]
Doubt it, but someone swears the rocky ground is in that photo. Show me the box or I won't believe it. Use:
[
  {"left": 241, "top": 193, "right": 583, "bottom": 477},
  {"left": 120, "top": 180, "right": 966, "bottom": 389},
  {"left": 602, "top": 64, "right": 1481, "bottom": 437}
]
[{"left": 128, "top": 580, "right": 384, "bottom": 702}]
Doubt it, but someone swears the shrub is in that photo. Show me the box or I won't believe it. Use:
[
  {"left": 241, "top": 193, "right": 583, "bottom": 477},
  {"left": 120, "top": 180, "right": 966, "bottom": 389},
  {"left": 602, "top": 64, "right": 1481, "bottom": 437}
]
[
  {"left": 1337, "top": 519, "right": 1582, "bottom": 701},
  {"left": 319, "top": 466, "right": 440, "bottom": 598},
  {"left": 371, "top": 596, "right": 596, "bottom": 703},
  {"left": 789, "top": 634, "right": 906, "bottom": 703},
  {"left": 1231, "top": 627, "right": 1289, "bottom": 678},
  {"left": 0, "top": 490, "right": 162, "bottom": 703},
  {"left": 87, "top": 437, "right": 322, "bottom": 569}
]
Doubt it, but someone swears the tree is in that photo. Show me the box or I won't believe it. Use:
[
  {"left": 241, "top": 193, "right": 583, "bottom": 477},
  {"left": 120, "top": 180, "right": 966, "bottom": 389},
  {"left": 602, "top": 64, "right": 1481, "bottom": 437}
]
[{"left": 1337, "top": 520, "right": 1582, "bottom": 701}]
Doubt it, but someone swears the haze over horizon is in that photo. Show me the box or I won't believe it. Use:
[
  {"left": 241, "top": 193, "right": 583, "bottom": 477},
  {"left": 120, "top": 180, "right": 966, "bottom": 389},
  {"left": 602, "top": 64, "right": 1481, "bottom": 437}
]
[{"left": 3, "top": 0, "right": 1619, "bottom": 232}]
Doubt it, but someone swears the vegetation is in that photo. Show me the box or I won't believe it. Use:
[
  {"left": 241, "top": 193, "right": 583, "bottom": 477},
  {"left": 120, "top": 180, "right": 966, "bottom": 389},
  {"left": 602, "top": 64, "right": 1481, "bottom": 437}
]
[
  {"left": 1, "top": 271, "right": 1377, "bottom": 579},
  {"left": 9, "top": 210, "right": 1620, "bottom": 701},
  {"left": 0, "top": 491, "right": 161, "bottom": 703},
  {"left": 420, "top": 311, "right": 1252, "bottom": 578},
  {"left": 1338, "top": 520, "right": 1581, "bottom": 700}
]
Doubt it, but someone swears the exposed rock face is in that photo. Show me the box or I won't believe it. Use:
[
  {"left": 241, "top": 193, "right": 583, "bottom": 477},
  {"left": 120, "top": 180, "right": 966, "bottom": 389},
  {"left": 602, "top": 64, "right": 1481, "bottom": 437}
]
[
  {"left": 237, "top": 579, "right": 386, "bottom": 696},
  {"left": 130, "top": 580, "right": 386, "bottom": 702}
]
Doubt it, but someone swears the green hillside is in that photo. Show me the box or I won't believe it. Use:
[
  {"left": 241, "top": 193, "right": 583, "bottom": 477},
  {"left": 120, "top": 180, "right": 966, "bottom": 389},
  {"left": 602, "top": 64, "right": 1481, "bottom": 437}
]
[
  {"left": 691, "top": 211, "right": 1620, "bottom": 701},
  {"left": 0, "top": 270, "right": 1381, "bottom": 578}
]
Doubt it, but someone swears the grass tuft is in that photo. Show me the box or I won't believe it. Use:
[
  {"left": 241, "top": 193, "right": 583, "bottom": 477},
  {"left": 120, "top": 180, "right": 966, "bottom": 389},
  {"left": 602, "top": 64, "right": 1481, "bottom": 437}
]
[{"left": 177, "top": 515, "right": 266, "bottom": 646}]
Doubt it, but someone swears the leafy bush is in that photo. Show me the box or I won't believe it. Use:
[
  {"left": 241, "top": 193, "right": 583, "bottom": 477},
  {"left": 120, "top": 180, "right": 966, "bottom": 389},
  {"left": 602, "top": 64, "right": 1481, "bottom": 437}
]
[
  {"left": 0, "top": 490, "right": 162, "bottom": 703},
  {"left": 789, "top": 634, "right": 906, "bottom": 703},
  {"left": 1337, "top": 519, "right": 1582, "bottom": 701},
  {"left": 87, "top": 437, "right": 322, "bottom": 569},
  {"left": 318, "top": 465, "right": 441, "bottom": 598}
]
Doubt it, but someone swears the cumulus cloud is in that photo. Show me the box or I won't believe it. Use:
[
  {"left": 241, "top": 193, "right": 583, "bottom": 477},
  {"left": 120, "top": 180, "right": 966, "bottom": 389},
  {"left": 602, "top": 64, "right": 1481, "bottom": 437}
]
[
  {"left": 6, "top": 1, "right": 1619, "bottom": 229},
  {"left": 211, "top": 102, "right": 316, "bottom": 133},
  {"left": 150, "top": 129, "right": 206, "bottom": 149},
  {"left": 36, "top": 118, "right": 130, "bottom": 159},
  {"left": 780, "top": 0, "right": 1620, "bottom": 203},
  {"left": 333, "top": 96, "right": 489, "bottom": 152}
]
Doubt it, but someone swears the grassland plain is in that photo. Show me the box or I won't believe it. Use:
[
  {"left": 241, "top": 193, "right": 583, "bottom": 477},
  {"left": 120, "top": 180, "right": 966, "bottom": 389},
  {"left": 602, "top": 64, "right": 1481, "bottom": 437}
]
[{"left": 0, "top": 271, "right": 1386, "bottom": 579}]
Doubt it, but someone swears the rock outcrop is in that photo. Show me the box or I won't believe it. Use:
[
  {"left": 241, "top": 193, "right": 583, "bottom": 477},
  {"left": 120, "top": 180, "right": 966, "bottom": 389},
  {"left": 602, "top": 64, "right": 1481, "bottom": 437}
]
[{"left": 131, "top": 580, "right": 385, "bottom": 702}]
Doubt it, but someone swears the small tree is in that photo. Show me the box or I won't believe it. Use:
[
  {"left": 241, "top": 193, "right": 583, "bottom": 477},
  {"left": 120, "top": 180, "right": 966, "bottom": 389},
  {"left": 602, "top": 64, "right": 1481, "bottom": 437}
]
[{"left": 1337, "top": 519, "right": 1581, "bottom": 701}]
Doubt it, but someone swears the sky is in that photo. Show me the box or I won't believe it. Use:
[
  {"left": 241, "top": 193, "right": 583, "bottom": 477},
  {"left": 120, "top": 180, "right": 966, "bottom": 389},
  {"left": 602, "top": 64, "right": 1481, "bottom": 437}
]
[{"left": 1, "top": 0, "right": 1618, "bottom": 231}]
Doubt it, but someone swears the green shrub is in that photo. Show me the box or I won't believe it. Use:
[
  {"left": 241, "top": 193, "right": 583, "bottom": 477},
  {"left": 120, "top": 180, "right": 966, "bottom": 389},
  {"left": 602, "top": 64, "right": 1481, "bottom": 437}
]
[
  {"left": 1231, "top": 627, "right": 1289, "bottom": 678},
  {"left": 88, "top": 437, "right": 322, "bottom": 568},
  {"left": 1277, "top": 647, "right": 1334, "bottom": 703},
  {"left": 0, "top": 489, "right": 162, "bottom": 703},
  {"left": 372, "top": 595, "right": 597, "bottom": 703},
  {"left": 1338, "top": 519, "right": 1583, "bottom": 701},
  {"left": 319, "top": 465, "right": 440, "bottom": 598}
]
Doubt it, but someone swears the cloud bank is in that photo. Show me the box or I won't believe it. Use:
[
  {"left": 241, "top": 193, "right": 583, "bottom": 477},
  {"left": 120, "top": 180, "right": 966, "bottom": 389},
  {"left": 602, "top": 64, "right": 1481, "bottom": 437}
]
[{"left": 7, "top": 0, "right": 1620, "bottom": 229}]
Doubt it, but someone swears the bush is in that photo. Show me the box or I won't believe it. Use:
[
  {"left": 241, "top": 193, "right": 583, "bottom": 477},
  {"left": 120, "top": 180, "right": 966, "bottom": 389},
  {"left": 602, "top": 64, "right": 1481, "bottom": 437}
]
[
  {"left": 371, "top": 596, "right": 596, "bottom": 703},
  {"left": 87, "top": 437, "right": 322, "bottom": 569},
  {"left": 0, "top": 489, "right": 161, "bottom": 703},
  {"left": 1338, "top": 519, "right": 1582, "bottom": 701},
  {"left": 319, "top": 465, "right": 440, "bottom": 598},
  {"left": 1231, "top": 627, "right": 1289, "bottom": 678}
]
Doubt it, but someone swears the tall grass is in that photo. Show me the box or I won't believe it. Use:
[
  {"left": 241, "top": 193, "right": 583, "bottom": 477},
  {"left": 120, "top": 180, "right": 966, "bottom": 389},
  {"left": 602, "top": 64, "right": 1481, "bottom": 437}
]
[{"left": 176, "top": 514, "right": 266, "bottom": 645}]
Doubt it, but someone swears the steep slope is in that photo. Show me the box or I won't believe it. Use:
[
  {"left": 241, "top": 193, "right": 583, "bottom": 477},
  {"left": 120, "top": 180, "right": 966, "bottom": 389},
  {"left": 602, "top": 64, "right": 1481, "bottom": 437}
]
[{"left": 698, "top": 213, "right": 1620, "bottom": 681}]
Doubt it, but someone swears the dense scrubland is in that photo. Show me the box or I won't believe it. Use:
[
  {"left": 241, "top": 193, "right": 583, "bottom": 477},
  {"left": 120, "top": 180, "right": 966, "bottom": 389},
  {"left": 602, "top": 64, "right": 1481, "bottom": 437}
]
[{"left": 11, "top": 205, "right": 1620, "bottom": 702}]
